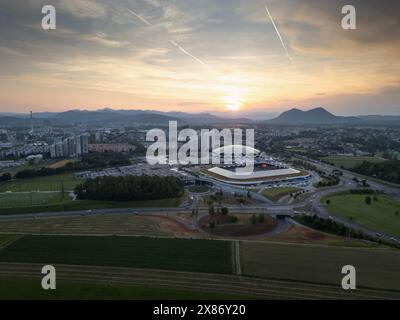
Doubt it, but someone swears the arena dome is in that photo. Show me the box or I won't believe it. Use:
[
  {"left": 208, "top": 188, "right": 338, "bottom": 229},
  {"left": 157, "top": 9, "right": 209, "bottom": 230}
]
[{"left": 212, "top": 145, "right": 260, "bottom": 157}]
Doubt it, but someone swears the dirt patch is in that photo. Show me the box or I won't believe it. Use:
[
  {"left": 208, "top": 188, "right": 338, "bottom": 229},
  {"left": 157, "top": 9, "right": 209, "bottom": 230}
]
[
  {"left": 200, "top": 214, "right": 278, "bottom": 237},
  {"left": 147, "top": 215, "right": 200, "bottom": 237},
  {"left": 264, "top": 225, "right": 342, "bottom": 243},
  {"left": 46, "top": 160, "right": 75, "bottom": 169}
]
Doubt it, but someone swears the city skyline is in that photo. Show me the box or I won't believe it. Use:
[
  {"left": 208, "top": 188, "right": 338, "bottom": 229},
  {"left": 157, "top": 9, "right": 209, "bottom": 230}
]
[{"left": 0, "top": 0, "right": 399, "bottom": 115}]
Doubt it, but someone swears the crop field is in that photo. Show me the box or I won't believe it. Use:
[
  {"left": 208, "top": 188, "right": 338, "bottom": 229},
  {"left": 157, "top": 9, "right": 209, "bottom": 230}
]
[
  {"left": 0, "top": 214, "right": 174, "bottom": 237},
  {"left": 0, "top": 277, "right": 251, "bottom": 300},
  {"left": 0, "top": 173, "right": 83, "bottom": 192},
  {"left": 0, "top": 234, "right": 17, "bottom": 247},
  {"left": 241, "top": 241, "right": 400, "bottom": 291},
  {"left": 0, "top": 235, "right": 232, "bottom": 274},
  {"left": 321, "top": 155, "right": 386, "bottom": 169},
  {"left": 0, "top": 192, "right": 70, "bottom": 208},
  {"left": 322, "top": 193, "right": 400, "bottom": 236},
  {"left": 261, "top": 187, "right": 300, "bottom": 202}
]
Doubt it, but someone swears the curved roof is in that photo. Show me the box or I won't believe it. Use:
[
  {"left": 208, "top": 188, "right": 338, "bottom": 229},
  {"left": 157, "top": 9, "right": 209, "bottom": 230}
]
[{"left": 212, "top": 145, "right": 260, "bottom": 156}]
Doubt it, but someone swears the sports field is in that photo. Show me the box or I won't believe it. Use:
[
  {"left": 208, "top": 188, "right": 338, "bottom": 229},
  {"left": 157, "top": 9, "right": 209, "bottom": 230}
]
[
  {"left": 261, "top": 187, "right": 300, "bottom": 202},
  {"left": 322, "top": 193, "right": 400, "bottom": 236},
  {"left": 321, "top": 155, "right": 386, "bottom": 169},
  {"left": 0, "top": 235, "right": 232, "bottom": 274},
  {"left": 0, "top": 173, "right": 83, "bottom": 192},
  {"left": 0, "top": 192, "right": 69, "bottom": 208}
]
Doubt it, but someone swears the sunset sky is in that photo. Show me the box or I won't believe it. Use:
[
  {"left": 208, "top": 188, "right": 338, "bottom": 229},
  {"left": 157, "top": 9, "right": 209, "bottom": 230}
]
[{"left": 0, "top": 0, "right": 399, "bottom": 117}]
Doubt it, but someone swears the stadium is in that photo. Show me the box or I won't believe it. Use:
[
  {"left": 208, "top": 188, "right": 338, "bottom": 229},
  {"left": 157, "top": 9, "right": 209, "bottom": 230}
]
[{"left": 203, "top": 145, "right": 310, "bottom": 186}]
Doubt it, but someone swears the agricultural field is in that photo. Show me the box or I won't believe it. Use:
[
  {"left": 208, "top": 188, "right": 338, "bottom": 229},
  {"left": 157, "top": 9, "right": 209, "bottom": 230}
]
[
  {"left": 241, "top": 241, "right": 400, "bottom": 291},
  {"left": 0, "top": 235, "right": 232, "bottom": 274},
  {"left": 0, "top": 214, "right": 180, "bottom": 237},
  {"left": 261, "top": 187, "right": 300, "bottom": 202},
  {"left": 0, "top": 278, "right": 250, "bottom": 300},
  {"left": 0, "top": 234, "right": 17, "bottom": 247},
  {"left": 322, "top": 193, "right": 400, "bottom": 236},
  {"left": 0, "top": 192, "right": 70, "bottom": 209},
  {"left": 321, "top": 155, "right": 386, "bottom": 169},
  {"left": 0, "top": 173, "right": 83, "bottom": 192}
]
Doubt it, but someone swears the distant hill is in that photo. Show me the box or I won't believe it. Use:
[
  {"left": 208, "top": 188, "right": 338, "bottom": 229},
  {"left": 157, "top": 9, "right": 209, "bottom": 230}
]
[
  {"left": 49, "top": 110, "right": 180, "bottom": 125},
  {"left": 9, "top": 109, "right": 253, "bottom": 126},
  {"left": 2, "top": 107, "right": 399, "bottom": 127},
  {"left": 266, "top": 107, "right": 361, "bottom": 124}
]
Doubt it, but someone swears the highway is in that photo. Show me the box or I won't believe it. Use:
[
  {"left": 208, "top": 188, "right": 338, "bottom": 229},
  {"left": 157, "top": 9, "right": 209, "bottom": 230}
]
[{"left": 0, "top": 160, "right": 399, "bottom": 244}]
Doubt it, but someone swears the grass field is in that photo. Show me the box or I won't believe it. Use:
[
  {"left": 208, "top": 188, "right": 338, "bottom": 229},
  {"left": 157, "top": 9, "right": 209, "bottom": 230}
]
[
  {"left": 261, "top": 187, "right": 300, "bottom": 202},
  {"left": 0, "top": 235, "right": 232, "bottom": 274},
  {"left": 0, "top": 234, "right": 17, "bottom": 247},
  {"left": 0, "top": 173, "right": 83, "bottom": 192},
  {"left": 0, "top": 192, "right": 70, "bottom": 208},
  {"left": 0, "top": 196, "right": 183, "bottom": 215},
  {"left": 241, "top": 241, "right": 400, "bottom": 291},
  {"left": 321, "top": 155, "right": 386, "bottom": 169},
  {"left": 188, "top": 185, "right": 209, "bottom": 193},
  {"left": 0, "top": 278, "right": 249, "bottom": 300},
  {"left": 322, "top": 193, "right": 400, "bottom": 236}
]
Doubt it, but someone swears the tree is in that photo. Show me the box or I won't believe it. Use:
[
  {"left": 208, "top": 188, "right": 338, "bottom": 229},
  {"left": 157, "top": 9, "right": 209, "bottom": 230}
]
[
  {"left": 0, "top": 173, "right": 11, "bottom": 182},
  {"left": 395, "top": 211, "right": 399, "bottom": 217},
  {"left": 326, "top": 199, "right": 331, "bottom": 205},
  {"left": 221, "top": 207, "right": 229, "bottom": 216},
  {"left": 209, "top": 205, "right": 215, "bottom": 215},
  {"left": 365, "top": 196, "right": 372, "bottom": 205},
  {"left": 373, "top": 196, "right": 378, "bottom": 201}
]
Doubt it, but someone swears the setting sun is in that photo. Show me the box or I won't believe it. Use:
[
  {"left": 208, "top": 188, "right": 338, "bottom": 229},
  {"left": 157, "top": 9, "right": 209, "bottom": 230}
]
[{"left": 224, "top": 91, "right": 243, "bottom": 111}]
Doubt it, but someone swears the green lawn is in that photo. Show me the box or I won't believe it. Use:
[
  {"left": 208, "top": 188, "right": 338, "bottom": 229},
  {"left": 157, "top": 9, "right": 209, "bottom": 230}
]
[
  {"left": 0, "top": 173, "right": 83, "bottom": 192},
  {"left": 261, "top": 187, "right": 300, "bottom": 202},
  {"left": 323, "top": 193, "right": 400, "bottom": 236},
  {"left": 0, "top": 278, "right": 249, "bottom": 300},
  {"left": 0, "top": 235, "right": 232, "bottom": 274},
  {"left": 321, "top": 155, "right": 386, "bottom": 169},
  {"left": 0, "top": 192, "right": 70, "bottom": 208},
  {"left": 0, "top": 196, "right": 183, "bottom": 215},
  {"left": 242, "top": 241, "right": 400, "bottom": 291}
]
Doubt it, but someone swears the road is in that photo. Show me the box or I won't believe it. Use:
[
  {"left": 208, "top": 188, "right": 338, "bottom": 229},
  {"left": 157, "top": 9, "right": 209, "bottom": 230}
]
[{"left": 0, "top": 160, "right": 399, "bottom": 243}]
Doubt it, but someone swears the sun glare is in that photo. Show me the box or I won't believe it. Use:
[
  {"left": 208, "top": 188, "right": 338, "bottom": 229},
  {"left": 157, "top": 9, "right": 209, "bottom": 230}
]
[{"left": 225, "top": 91, "right": 242, "bottom": 111}]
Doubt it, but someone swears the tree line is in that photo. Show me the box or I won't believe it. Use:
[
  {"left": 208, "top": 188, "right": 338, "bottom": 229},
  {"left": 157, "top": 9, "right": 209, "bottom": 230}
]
[
  {"left": 353, "top": 160, "right": 400, "bottom": 184},
  {"left": 296, "top": 214, "right": 400, "bottom": 248},
  {"left": 75, "top": 175, "right": 184, "bottom": 201}
]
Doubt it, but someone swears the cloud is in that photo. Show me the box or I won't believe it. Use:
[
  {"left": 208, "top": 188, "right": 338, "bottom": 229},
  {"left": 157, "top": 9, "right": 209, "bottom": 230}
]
[{"left": 58, "top": 0, "right": 106, "bottom": 18}]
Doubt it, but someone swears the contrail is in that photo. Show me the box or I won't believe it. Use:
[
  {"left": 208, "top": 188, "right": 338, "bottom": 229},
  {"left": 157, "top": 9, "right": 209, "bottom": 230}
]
[
  {"left": 169, "top": 40, "right": 211, "bottom": 71},
  {"left": 127, "top": 8, "right": 211, "bottom": 71},
  {"left": 264, "top": 4, "right": 293, "bottom": 62},
  {"left": 127, "top": 8, "right": 153, "bottom": 26}
]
